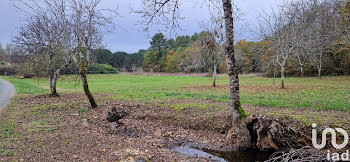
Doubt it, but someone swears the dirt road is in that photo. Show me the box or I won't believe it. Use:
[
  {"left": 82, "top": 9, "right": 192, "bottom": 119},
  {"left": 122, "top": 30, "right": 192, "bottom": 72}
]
[{"left": 0, "top": 78, "right": 15, "bottom": 110}]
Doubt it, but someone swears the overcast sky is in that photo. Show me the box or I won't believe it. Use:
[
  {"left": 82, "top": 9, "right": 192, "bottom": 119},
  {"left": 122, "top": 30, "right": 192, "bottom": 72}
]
[{"left": 0, "top": 0, "right": 281, "bottom": 53}]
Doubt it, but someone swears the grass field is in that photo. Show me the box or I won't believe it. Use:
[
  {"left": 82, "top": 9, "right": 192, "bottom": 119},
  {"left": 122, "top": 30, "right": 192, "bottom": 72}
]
[
  {"left": 0, "top": 74, "right": 350, "bottom": 160},
  {"left": 1, "top": 74, "right": 349, "bottom": 111}
]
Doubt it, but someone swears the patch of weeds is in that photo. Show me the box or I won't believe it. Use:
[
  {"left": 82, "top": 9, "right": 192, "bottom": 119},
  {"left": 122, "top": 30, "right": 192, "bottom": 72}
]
[
  {"left": 30, "top": 103, "right": 65, "bottom": 111},
  {"left": 30, "top": 104, "right": 50, "bottom": 111},
  {"left": 290, "top": 115, "right": 310, "bottom": 127},
  {"left": 76, "top": 107, "right": 86, "bottom": 113},
  {"left": 27, "top": 110, "right": 39, "bottom": 116},
  {"left": 0, "top": 149, "right": 15, "bottom": 156},
  {"left": 0, "top": 120, "right": 17, "bottom": 138},
  {"left": 0, "top": 120, "right": 19, "bottom": 157},
  {"left": 206, "top": 114, "right": 215, "bottom": 120},
  {"left": 95, "top": 96, "right": 110, "bottom": 102},
  {"left": 26, "top": 110, "right": 48, "bottom": 119},
  {"left": 23, "top": 120, "right": 58, "bottom": 133}
]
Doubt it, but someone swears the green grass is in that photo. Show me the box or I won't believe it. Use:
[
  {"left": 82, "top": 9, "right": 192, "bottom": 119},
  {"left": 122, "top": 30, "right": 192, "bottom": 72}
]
[
  {"left": 0, "top": 120, "right": 19, "bottom": 157},
  {"left": 23, "top": 120, "right": 58, "bottom": 133},
  {"left": 0, "top": 120, "right": 17, "bottom": 140},
  {"left": 1, "top": 74, "right": 349, "bottom": 111}
]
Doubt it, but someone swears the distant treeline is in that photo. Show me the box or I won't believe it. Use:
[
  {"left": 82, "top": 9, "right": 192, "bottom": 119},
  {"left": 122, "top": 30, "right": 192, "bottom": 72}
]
[
  {"left": 87, "top": 28, "right": 350, "bottom": 76},
  {"left": 92, "top": 49, "right": 146, "bottom": 72}
]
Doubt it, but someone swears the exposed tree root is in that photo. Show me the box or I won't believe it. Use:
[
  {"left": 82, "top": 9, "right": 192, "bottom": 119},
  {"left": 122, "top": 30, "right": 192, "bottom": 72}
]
[
  {"left": 226, "top": 115, "right": 310, "bottom": 151},
  {"left": 106, "top": 106, "right": 128, "bottom": 123},
  {"left": 225, "top": 120, "right": 251, "bottom": 150}
]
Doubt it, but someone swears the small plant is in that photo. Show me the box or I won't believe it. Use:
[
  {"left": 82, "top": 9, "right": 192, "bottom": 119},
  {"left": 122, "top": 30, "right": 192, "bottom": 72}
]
[
  {"left": 0, "top": 150, "right": 14, "bottom": 156},
  {"left": 77, "top": 107, "right": 86, "bottom": 112}
]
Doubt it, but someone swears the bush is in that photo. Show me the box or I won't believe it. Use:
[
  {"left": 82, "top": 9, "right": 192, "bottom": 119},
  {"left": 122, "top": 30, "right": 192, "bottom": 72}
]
[
  {"left": 88, "top": 64, "right": 118, "bottom": 74},
  {"left": 0, "top": 65, "right": 17, "bottom": 76},
  {"left": 61, "top": 63, "right": 79, "bottom": 75},
  {"left": 16, "top": 63, "right": 35, "bottom": 78}
]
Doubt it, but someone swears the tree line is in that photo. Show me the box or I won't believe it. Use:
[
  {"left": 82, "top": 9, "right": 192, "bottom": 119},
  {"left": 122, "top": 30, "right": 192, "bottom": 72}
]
[
  {"left": 134, "top": 0, "right": 349, "bottom": 83},
  {"left": 4, "top": 0, "right": 348, "bottom": 81},
  {"left": 93, "top": 0, "right": 350, "bottom": 84},
  {"left": 257, "top": 0, "right": 349, "bottom": 88},
  {"left": 92, "top": 49, "right": 145, "bottom": 72}
]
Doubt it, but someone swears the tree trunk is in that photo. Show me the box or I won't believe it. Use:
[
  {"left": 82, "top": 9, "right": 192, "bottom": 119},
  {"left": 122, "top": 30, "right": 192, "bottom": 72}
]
[
  {"left": 49, "top": 70, "right": 59, "bottom": 97},
  {"left": 273, "top": 65, "right": 276, "bottom": 85},
  {"left": 222, "top": 0, "right": 251, "bottom": 150},
  {"left": 318, "top": 66, "right": 322, "bottom": 79},
  {"left": 49, "top": 75, "right": 55, "bottom": 96},
  {"left": 318, "top": 52, "right": 322, "bottom": 79},
  {"left": 47, "top": 52, "right": 57, "bottom": 96},
  {"left": 48, "top": 59, "right": 71, "bottom": 97},
  {"left": 300, "top": 64, "right": 304, "bottom": 77},
  {"left": 80, "top": 69, "right": 98, "bottom": 108},
  {"left": 212, "top": 64, "right": 217, "bottom": 87},
  {"left": 281, "top": 66, "right": 285, "bottom": 89},
  {"left": 49, "top": 74, "right": 58, "bottom": 96}
]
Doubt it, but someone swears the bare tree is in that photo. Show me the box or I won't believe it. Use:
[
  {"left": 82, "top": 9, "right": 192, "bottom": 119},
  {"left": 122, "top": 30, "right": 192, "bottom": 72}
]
[
  {"left": 0, "top": 43, "right": 5, "bottom": 62},
  {"left": 259, "top": 1, "right": 303, "bottom": 88},
  {"left": 339, "top": 0, "right": 350, "bottom": 45},
  {"left": 221, "top": 0, "right": 250, "bottom": 148},
  {"left": 200, "top": 16, "right": 225, "bottom": 87},
  {"left": 13, "top": 0, "right": 117, "bottom": 106},
  {"left": 13, "top": 0, "right": 73, "bottom": 96},
  {"left": 70, "top": 0, "right": 117, "bottom": 108},
  {"left": 307, "top": 0, "right": 338, "bottom": 79},
  {"left": 259, "top": 0, "right": 339, "bottom": 80},
  {"left": 287, "top": 0, "right": 315, "bottom": 77}
]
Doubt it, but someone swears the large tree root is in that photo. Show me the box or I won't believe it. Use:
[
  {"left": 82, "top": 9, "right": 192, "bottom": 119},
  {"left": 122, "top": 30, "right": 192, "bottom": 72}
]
[
  {"left": 225, "top": 120, "right": 252, "bottom": 150},
  {"left": 226, "top": 115, "right": 310, "bottom": 151}
]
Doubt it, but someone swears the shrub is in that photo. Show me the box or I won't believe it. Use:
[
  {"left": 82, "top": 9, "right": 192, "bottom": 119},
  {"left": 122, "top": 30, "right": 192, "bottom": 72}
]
[
  {"left": 16, "top": 63, "right": 35, "bottom": 78},
  {"left": 61, "top": 63, "right": 79, "bottom": 75},
  {"left": 88, "top": 64, "right": 118, "bottom": 74},
  {"left": 0, "top": 65, "right": 17, "bottom": 76}
]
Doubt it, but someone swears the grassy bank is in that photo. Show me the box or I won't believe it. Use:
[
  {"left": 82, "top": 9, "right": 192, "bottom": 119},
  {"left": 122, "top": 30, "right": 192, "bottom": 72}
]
[{"left": 1, "top": 74, "right": 349, "bottom": 111}]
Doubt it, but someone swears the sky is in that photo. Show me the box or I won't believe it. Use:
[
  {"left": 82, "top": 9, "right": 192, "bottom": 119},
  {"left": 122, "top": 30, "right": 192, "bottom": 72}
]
[{"left": 0, "top": 0, "right": 281, "bottom": 53}]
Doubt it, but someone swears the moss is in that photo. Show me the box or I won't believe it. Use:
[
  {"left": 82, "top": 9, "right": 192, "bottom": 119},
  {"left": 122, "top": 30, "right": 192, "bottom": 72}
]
[{"left": 236, "top": 100, "right": 248, "bottom": 119}]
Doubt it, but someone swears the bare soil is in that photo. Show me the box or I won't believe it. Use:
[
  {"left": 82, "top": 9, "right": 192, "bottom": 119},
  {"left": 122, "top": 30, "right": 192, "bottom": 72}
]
[{"left": 1, "top": 93, "right": 349, "bottom": 161}]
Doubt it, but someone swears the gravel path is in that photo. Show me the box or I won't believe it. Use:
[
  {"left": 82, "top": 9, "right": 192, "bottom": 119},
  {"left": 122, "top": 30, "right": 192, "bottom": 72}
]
[{"left": 0, "top": 78, "right": 15, "bottom": 110}]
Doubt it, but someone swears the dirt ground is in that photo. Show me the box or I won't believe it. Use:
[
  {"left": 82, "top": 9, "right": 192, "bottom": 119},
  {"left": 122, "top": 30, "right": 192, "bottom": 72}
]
[{"left": 1, "top": 93, "right": 349, "bottom": 161}]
